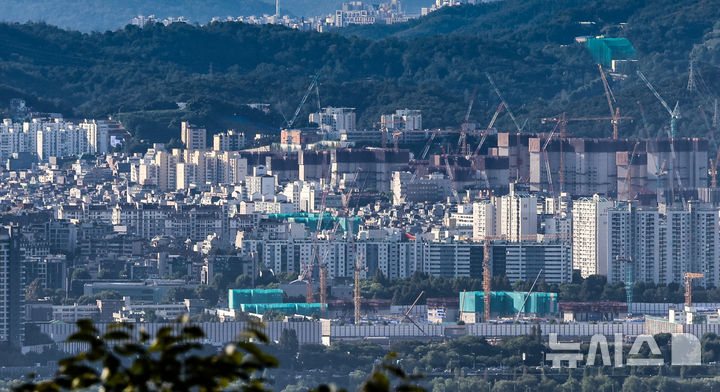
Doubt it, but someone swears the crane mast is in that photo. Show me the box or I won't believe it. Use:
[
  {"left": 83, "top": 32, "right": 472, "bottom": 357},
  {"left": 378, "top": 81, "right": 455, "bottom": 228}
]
[
  {"left": 486, "top": 72, "right": 523, "bottom": 132},
  {"left": 286, "top": 71, "right": 320, "bottom": 129},
  {"left": 598, "top": 64, "right": 621, "bottom": 139}
]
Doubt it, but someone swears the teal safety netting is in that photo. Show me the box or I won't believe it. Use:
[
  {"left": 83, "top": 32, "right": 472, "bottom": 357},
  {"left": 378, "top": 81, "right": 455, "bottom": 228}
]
[
  {"left": 228, "top": 289, "right": 284, "bottom": 309},
  {"left": 268, "top": 212, "right": 360, "bottom": 232},
  {"left": 586, "top": 38, "right": 637, "bottom": 67},
  {"left": 460, "top": 291, "right": 558, "bottom": 315}
]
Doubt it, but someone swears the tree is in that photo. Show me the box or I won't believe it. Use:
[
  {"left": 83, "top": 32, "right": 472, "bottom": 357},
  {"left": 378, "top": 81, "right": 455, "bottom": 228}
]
[
  {"left": 71, "top": 268, "right": 91, "bottom": 280},
  {"left": 15, "top": 318, "right": 278, "bottom": 392},
  {"left": 15, "top": 319, "right": 426, "bottom": 392},
  {"left": 25, "top": 278, "right": 45, "bottom": 302},
  {"left": 279, "top": 329, "right": 299, "bottom": 354},
  {"left": 163, "top": 287, "right": 198, "bottom": 303},
  {"left": 195, "top": 285, "right": 219, "bottom": 306},
  {"left": 622, "top": 376, "right": 645, "bottom": 392}
]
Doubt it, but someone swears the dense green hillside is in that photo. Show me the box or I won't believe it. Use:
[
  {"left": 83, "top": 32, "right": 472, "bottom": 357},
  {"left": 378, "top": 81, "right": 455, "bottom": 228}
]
[{"left": 0, "top": 0, "right": 718, "bottom": 143}]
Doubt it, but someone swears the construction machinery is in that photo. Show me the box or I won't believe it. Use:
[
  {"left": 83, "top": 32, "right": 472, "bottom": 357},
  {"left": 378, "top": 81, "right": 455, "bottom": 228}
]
[
  {"left": 403, "top": 291, "right": 427, "bottom": 336},
  {"left": 623, "top": 141, "right": 641, "bottom": 200},
  {"left": 298, "top": 186, "right": 329, "bottom": 304},
  {"left": 514, "top": 269, "right": 543, "bottom": 323},
  {"left": 458, "top": 88, "right": 478, "bottom": 156},
  {"left": 353, "top": 252, "right": 364, "bottom": 324},
  {"left": 636, "top": 101, "right": 652, "bottom": 139},
  {"left": 711, "top": 149, "right": 720, "bottom": 188},
  {"left": 440, "top": 146, "right": 462, "bottom": 204},
  {"left": 541, "top": 120, "right": 562, "bottom": 199},
  {"left": 286, "top": 71, "right": 321, "bottom": 129},
  {"left": 684, "top": 273, "right": 705, "bottom": 307},
  {"left": 486, "top": 72, "right": 523, "bottom": 132},
  {"left": 598, "top": 64, "right": 629, "bottom": 139},
  {"left": 637, "top": 70, "right": 680, "bottom": 138},
  {"left": 472, "top": 102, "right": 504, "bottom": 157},
  {"left": 654, "top": 159, "right": 668, "bottom": 201},
  {"left": 699, "top": 105, "right": 717, "bottom": 151},
  {"left": 374, "top": 119, "right": 408, "bottom": 149},
  {"left": 483, "top": 239, "right": 492, "bottom": 322},
  {"left": 480, "top": 235, "right": 507, "bottom": 322},
  {"left": 638, "top": 70, "right": 688, "bottom": 206}
]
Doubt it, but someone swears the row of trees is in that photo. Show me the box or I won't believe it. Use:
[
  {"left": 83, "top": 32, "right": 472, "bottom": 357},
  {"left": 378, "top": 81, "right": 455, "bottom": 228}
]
[{"left": 362, "top": 271, "right": 720, "bottom": 304}]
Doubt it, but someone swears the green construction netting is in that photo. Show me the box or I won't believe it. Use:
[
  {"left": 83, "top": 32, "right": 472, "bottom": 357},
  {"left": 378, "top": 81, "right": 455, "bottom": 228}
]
[
  {"left": 268, "top": 212, "right": 360, "bottom": 232},
  {"left": 586, "top": 38, "right": 637, "bottom": 67},
  {"left": 459, "top": 291, "right": 558, "bottom": 315},
  {"left": 229, "top": 289, "right": 284, "bottom": 309}
]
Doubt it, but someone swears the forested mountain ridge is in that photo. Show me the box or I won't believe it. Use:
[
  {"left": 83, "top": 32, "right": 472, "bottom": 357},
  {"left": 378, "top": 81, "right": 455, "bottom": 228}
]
[{"left": 0, "top": 0, "right": 719, "bottom": 143}]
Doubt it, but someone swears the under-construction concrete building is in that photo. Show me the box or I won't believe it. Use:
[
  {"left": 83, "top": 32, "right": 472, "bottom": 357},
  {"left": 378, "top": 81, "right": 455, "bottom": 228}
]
[
  {"left": 528, "top": 137, "right": 708, "bottom": 199},
  {"left": 331, "top": 148, "right": 410, "bottom": 192}
]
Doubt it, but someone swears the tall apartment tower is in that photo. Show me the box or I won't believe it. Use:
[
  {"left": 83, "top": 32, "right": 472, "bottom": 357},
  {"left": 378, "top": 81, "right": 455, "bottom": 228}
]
[
  {"left": 213, "top": 130, "right": 245, "bottom": 151},
  {"left": 498, "top": 183, "right": 538, "bottom": 242},
  {"left": 181, "top": 122, "right": 207, "bottom": 151},
  {"left": 0, "top": 226, "right": 25, "bottom": 347},
  {"left": 608, "top": 203, "right": 660, "bottom": 284},
  {"left": 572, "top": 194, "right": 612, "bottom": 278}
]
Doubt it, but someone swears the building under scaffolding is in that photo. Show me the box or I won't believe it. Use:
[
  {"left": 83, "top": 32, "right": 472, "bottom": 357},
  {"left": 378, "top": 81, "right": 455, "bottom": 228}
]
[{"left": 459, "top": 291, "right": 558, "bottom": 323}]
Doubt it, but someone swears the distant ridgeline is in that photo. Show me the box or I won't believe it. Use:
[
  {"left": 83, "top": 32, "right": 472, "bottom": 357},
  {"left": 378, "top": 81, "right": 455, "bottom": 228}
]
[{"left": 0, "top": 0, "right": 719, "bottom": 142}]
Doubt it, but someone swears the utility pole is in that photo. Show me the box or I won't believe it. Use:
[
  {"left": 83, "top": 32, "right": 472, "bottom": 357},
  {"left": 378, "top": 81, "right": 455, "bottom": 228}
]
[{"left": 714, "top": 99, "right": 719, "bottom": 129}]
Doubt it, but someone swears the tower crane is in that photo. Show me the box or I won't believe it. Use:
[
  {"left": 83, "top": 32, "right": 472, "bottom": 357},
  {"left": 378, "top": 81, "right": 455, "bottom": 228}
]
[
  {"left": 598, "top": 64, "right": 629, "bottom": 139},
  {"left": 684, "top": 273, "right": 705, "bottom": 307},
  {"left": 457, "top": 88, "right": 478, "bottom": 156},
  {"left": 542, "top": 120, "right": 562, "bottom": 200},
  {"left": 486, "top": 72, "right": 523, "bottom": 132},
  {"left": 637, "top": 71, "right": 686, "bottom": 205},
  {"left": 297, "top": 185, "right": 329, "bottom": 304},
  {"left": 699, "top": 105, "right": 717, "bottom": 151},
  {"left": 286, "top": 71, "right": 321, "bottom": 129},
  {"left": 480, "top": 235, "right": 506, "bottom": 322},
  {"left": 374, "top": 119, "right": 408, "bottom": 149},
  {"left": 440, "top": 146, "right": 462, "bottom": 204},
  {"left": 637, "top": 71, "right": 680, "bottom": 138},
  {"left": 654, "top": 159, "right": 667, "bottom": 201},
  {"left": 624, "top": 142, "right": 641, "bottom": 200},
  {"left": 636, "top": 101, "right": 652, "bottom": 139},
  {"left": 711, "top": 149, "right": 720, "bottom": 188},
  {"left": 472, "top": 102, "right": 504, "bottom": 157}
]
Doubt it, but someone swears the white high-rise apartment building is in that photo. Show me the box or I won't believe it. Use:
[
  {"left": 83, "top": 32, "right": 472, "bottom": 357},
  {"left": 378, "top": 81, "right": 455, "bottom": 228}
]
[
  {"left": 1, "top": 117, "right": 107, "bottom": 161},
  {"left": 213, "top": 130, "right": 245, "bottom": 151},
  {"left": 688, "top": 203, "right": 720, "bottom": 287},
  {"left": 181, "top": 122, "right": 207, "bottom": 151},
  {"left": 608, "top": 204, "right": 660, "bottom": 284},
  {"left": 606, "top": 202, "right": 720, "bottom": 288},
  {"left": 0, "top": 120, "right": 27, "bottom": 162},
  {"left": 309, "top": 107, "right": 356, "bottom": 135},
  {"left": 498, "top": 184, "right": 537, "bottom": 242},
  {"left": 572, "top": 194, "right": 612, "bottom": 278},
  {"left": 472, "top": 200, "right": 496, "bottom": 240},
  {"left": 78, "top": 119, "right": 109, "bottom": 154},
  {"left": 36, "top": 124, "right": 89, "bottom": 160}
]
